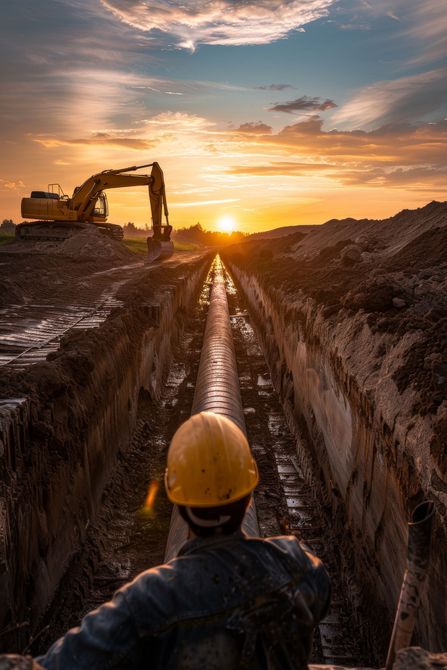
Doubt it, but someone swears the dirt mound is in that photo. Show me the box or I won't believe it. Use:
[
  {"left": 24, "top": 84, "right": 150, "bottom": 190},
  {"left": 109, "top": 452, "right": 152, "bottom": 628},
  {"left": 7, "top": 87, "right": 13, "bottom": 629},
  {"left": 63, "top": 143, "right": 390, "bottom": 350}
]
[
  {"left": 60, "top": 228, "right": 134, "bottom": 261},
  {"left": 224, "top": 200, "right": 447, "bottom": 421},
  {"left": 292, "top": 200, "right": 447, "bottom": 261},
  {"left": 385, "top": 227, "right": 447, "bottom": 272},
  {"left": 0, "top": 278, "right": 28, "bottom": 307},
  {"left": 2, "top": 228, "right": 135, "bottom": 263}
]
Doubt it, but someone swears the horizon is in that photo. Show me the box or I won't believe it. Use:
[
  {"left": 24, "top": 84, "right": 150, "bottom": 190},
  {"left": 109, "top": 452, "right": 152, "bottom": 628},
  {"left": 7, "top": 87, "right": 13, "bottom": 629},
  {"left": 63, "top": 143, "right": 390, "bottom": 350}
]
[{"left": 1, "top": 1, "right": 446, "bottom": 233}]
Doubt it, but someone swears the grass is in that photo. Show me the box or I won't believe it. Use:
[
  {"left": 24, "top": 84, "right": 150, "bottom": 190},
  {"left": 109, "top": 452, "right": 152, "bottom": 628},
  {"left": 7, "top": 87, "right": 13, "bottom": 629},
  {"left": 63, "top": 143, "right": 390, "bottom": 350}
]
[
  {"left": 123, "top": 237, "right": 148, "bottom": 255},
  {"left": 123, "top": 236, "right": 199, "bottom": 255},
  {"left": 0, "top": 234, "right": 14, "bottom": 247}
]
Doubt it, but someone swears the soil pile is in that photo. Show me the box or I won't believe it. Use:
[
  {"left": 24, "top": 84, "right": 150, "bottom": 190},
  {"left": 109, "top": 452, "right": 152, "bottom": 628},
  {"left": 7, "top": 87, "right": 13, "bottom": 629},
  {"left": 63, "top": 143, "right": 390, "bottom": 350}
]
[
  {"left": 60, "top": 228, "right": 134, "bottom": 261},
  {"left": 226, "top": 202, "right": 447, "bottom": 426},
  {"left": 2, "top": 227, "right": 135, "bottom": 263},
  {"left": 223, "top": 202, "right": 447, "bottom": 649}
]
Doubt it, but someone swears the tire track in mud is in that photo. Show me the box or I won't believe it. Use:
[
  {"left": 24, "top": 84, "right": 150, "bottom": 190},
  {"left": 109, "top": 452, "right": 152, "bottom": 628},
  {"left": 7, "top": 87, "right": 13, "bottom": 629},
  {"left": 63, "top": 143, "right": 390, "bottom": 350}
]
[{"left": 0, "top": 264, "right": 143, "bottom": 369}]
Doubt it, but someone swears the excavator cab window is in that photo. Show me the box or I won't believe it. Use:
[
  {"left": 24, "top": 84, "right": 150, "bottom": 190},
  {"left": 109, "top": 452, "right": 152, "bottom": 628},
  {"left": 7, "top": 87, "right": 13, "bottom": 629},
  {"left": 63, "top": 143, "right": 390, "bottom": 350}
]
[{"left": 93, "top": 193, "right": 109, "bottom": 217}]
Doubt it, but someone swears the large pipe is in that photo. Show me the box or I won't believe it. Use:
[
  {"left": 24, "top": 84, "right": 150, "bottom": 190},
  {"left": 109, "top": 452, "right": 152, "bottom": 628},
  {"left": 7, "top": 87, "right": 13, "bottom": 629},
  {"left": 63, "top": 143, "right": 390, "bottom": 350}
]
[
  {"left": 385, "top": 500, "right": 435, "bottom": 670},
  {"left": 164, "top": 256, "right": 259, "bottom": 561}
]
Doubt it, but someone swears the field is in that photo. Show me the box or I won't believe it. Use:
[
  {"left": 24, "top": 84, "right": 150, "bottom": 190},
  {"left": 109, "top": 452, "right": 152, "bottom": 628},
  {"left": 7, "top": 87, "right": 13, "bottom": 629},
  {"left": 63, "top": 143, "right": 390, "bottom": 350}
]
[
  {"left": 123, "top": 236, "right": 199, "bottom": 255},
  {"left": 0, "top": 234, "right": 14, "bottom": 246}
]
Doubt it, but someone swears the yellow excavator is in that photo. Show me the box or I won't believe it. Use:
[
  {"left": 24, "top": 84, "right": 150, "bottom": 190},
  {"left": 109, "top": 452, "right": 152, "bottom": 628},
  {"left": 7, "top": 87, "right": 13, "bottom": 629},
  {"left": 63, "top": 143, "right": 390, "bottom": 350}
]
[{"left": 17, "top": 162, "right": 174, "bottom": 260}]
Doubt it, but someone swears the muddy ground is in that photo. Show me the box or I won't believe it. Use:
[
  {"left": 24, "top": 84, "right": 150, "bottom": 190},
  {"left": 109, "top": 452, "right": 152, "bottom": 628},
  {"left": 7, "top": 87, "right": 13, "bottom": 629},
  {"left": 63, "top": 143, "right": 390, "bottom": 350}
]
[
  {"left": 24, "top": 260, "right": 372, "bottom": 667},
  {"left": 1, "top": 205, "right": 446, "bottom": 660}
]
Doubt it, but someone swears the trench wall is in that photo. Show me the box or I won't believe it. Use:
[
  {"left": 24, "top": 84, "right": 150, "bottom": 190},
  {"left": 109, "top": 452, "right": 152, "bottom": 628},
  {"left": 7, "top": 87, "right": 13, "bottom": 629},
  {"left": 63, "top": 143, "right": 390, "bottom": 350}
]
[
  {"left": 227, "top": 260, "right": 447, "bottom": 654},
  {"left": 0, "top": 254, "right": 211, "bottom": 651}
]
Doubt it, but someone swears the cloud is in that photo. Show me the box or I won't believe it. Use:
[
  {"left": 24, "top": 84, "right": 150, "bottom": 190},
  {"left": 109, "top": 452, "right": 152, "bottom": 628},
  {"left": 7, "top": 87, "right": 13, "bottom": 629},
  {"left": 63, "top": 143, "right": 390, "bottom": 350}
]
[
  {"left": 404, "top": 0, "right": 447, "bottom": 65},
  {"left": 341, "top": 165, "right": 447, "bottom": 189},
  {"left": 228, "top": 161, "right": 335, "bottom": 175},
  {"left": 35, "top": 135, "right": 153, "bottom": 150},
  {"left": 32, "top": 112, "right": 216, "bottom": 156},
  {"left": 0, "top": 178, "right": 26, "bottom": 192},
  {"left": 333, "top": 68, "right": 447, "bottom": 128},
  {"left": 174, "top": 198, "right": 240, "bottom": 208},
  {"left": 236, "top": 122, "right": 273, "bottom": 134},
  {"left": 339, "top": 0, "right": 447, "bottom": 66},
  {"left": 256, "top": 84, "right": 294, "bottom": 91},
  {"left": 100, "top": 0, "right": 336, "bottom": 49},
  {"left": 225, "top": 116, "right": 447, "bottom": 189},
  {"left": 269, "top": 96, "right": 337, "bottom": 113}
]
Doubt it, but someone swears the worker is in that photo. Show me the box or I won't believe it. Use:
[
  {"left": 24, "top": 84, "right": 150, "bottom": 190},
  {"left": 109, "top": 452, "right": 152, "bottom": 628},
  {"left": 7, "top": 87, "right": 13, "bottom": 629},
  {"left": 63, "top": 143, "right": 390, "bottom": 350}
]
[{"left": 36, "top": 411, "right": 330, "bottom": 669}]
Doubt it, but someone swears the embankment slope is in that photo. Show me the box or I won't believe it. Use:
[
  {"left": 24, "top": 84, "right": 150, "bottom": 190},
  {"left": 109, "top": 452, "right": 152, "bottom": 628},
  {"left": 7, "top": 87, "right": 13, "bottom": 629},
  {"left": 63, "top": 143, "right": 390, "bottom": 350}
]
[{"left": 223, "top": 201, "right": 447, "bottom": 650}]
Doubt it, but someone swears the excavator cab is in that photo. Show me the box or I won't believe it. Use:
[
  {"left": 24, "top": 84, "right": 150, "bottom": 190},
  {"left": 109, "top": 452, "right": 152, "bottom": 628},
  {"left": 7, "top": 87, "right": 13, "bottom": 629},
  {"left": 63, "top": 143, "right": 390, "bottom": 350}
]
[{"left": 93, "top": 193, "right": 109, "bottom": 219}]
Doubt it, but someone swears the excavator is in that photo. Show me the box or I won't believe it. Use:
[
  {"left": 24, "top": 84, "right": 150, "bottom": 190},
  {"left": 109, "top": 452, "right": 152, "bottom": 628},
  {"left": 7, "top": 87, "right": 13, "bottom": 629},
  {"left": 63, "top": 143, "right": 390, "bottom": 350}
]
[{"left": 17, "top": 162, "right": 174, "bottom": 260}]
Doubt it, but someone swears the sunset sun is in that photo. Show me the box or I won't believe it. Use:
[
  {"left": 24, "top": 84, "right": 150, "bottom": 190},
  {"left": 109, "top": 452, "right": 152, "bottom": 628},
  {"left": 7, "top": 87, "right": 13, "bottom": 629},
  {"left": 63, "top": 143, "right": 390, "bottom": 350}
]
[{"left": 217, "top": 215, "right": 236, "bottom": 233}]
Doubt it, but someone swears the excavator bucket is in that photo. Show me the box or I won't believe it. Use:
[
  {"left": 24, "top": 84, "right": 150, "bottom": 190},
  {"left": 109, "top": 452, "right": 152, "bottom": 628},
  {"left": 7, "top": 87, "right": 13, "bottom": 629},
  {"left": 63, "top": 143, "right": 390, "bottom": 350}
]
[{"left": 146, "top": 238, "right": 174, "bottom": 262}]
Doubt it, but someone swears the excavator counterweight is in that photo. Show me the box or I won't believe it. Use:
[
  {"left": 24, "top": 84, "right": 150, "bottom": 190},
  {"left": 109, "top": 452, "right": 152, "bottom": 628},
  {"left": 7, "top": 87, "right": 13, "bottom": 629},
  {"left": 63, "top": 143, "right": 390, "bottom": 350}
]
[{"left": 17, "top": 162, "right": 173, "bottom": 260}]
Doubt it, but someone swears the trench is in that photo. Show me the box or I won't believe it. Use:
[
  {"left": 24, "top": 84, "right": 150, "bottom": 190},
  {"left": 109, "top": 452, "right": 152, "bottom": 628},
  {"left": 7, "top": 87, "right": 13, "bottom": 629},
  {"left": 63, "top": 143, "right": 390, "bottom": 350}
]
[{"left": 1, "top": 254, "right": 380, "bottom": 666}]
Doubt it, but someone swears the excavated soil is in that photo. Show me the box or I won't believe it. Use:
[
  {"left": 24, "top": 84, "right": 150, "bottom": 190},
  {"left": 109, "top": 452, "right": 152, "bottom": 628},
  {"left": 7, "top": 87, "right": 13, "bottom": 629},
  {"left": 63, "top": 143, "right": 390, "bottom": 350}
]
[
  {"left": 222, "top": 200, "right": 447, "bottom": 652},
  {"left": 226, "top": 202, "right": 447, "bottom": 444},
  {"left": 0, "top": 243, "right": 211, "bottom": 652},
  {"left": 2, "top": 207, "right": 446, "bottom": 661},
  {"left": 30, "top": 273, "right": 213, "bottom": 654}
]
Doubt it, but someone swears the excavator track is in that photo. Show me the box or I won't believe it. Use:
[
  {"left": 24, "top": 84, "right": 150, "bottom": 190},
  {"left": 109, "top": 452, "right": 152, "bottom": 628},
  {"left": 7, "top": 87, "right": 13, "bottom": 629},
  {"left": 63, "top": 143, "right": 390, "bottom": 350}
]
[{"left": 16, "top": 221, "right": 123, "bottom": 242}]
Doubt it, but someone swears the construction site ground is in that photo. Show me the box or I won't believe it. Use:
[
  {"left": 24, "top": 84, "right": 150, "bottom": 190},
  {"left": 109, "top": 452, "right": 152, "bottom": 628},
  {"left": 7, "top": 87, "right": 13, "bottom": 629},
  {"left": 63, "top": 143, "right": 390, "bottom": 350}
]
[{"left": 1, "top": 203, "right": 446, "bottom": 665}]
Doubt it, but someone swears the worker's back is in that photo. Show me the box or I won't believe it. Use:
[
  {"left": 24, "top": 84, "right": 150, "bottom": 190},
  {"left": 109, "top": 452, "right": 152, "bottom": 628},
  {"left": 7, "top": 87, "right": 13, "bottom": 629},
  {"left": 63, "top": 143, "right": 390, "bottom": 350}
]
[{"left": 38, "top": 532, "right": 330, "bottom": 670}]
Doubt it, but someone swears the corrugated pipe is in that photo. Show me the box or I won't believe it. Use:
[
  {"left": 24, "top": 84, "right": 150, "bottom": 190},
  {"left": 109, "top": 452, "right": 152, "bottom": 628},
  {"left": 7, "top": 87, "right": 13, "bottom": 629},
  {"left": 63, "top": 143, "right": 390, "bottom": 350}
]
[
  {"left": 385, "top": 500, "right": 435, "bottom": 670},
  {"left": 164, "top": 256, "right": 259, "bottom": 561}
]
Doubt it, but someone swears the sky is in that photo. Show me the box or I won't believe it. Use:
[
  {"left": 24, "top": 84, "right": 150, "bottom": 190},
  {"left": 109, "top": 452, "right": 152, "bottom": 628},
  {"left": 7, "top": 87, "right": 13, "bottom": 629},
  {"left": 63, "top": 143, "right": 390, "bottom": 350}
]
[{"left": 0, "top": 0, "right": 446, "bottom": 233}]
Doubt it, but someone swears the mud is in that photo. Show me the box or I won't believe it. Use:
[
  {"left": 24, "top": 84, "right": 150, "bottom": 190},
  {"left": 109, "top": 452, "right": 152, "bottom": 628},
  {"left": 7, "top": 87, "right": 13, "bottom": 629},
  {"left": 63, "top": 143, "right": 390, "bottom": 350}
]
[
  {"left": 2, "top": 201, "right": 446, "bottom": 663},
  {"left": 25, "top": 258, "right": 372, "bottom": 667},
  {"left": 221, "top": 201, "right": 447, "bottom": 653},
  {"left": 0, "top": 251, "right": 212, "bottom": 652}
]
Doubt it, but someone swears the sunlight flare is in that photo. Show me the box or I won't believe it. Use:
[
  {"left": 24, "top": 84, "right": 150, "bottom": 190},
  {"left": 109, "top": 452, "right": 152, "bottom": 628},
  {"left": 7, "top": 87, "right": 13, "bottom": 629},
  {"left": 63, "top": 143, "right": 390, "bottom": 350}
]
[{"left": 217, "top": 215, "right": 236, "bottom": 233}]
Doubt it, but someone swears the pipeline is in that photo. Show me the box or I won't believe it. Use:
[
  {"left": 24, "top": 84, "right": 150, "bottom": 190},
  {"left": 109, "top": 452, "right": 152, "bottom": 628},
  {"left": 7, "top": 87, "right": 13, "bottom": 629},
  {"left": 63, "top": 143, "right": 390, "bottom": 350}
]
[
  {"left": 164, "top": 256, "right": 259, "bottom": 561},
  {"left": 385, "top": 500, "right": 435, "bottom": 670}
]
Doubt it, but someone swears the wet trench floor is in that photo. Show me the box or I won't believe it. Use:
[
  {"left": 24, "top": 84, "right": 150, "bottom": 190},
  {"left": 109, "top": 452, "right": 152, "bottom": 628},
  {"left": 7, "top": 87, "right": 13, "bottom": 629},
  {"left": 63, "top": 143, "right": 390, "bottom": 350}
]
[{"left": 33, "top": 260, "right": 369, "bottom": 665}]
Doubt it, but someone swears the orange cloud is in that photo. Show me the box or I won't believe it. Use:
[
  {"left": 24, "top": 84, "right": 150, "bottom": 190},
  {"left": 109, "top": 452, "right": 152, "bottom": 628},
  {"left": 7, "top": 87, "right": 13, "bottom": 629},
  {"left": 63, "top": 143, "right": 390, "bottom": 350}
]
[
  {"left": 225, "top": 116, "right": 447, "bottom": 189},
  {"left": 0, "top": 178, "right": 26, "bottom": 192},
  {"left": 100, "top": 0, "right": 336, "bottom": 49}
]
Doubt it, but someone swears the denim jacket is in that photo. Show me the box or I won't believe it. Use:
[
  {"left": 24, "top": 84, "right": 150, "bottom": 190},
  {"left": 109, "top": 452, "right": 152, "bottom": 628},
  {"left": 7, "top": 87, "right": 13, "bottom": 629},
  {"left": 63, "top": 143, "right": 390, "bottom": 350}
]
[{"left": 37, "top": 533, "right": 330, "bottom": 670}]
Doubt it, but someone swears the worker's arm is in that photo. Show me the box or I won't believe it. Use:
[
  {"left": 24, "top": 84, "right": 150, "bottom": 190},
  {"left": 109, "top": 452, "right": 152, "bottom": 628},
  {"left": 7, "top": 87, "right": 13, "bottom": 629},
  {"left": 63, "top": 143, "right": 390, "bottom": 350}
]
[
  {"left": 300, "top": 544, "right": 331, "bottom": 623},
  {"left": 36, "top": 589, "right": 142, "bottom": 670},
  {"left": 271, "top": 536, "right": 331, "bottom": 624}
]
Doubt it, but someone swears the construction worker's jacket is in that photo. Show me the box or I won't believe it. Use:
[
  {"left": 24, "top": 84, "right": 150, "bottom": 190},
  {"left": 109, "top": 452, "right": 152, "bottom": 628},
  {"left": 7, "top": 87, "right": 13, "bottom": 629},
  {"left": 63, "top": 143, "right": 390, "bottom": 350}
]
[{"left": 37, "top": 532, "right": 330, "bottom": 670}]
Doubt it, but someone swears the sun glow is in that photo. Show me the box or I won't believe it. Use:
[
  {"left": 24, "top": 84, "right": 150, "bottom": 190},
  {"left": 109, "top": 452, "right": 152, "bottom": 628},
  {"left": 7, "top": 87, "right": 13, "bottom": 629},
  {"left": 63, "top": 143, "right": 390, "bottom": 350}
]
[{"left": 217, "top": 215, "right": 236, "bottom": 233}]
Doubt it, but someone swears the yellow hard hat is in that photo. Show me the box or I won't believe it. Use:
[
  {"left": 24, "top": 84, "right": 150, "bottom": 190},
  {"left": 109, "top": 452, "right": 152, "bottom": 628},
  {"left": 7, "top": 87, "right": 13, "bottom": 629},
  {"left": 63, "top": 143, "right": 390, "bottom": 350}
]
[{"left": 165, "top": 411, "right": 259, "bottom": 507}]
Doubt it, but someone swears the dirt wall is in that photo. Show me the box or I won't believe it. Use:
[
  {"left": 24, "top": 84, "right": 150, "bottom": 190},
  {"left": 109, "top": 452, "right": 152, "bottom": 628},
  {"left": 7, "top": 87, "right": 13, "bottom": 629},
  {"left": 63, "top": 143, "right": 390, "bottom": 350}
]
[
  {"left": 0, "top": 254, "right": 212, "bottom": 651},
  {"left": 226, "top": 258, "right": 447, "bottom": 654}
]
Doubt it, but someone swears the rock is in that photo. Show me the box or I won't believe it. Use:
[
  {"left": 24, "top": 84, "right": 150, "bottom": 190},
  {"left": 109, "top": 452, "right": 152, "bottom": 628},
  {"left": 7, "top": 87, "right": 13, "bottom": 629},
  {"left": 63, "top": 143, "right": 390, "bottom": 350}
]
[
  {"left": 394, "top": 646, "right": 447, "bottom": 669},
  {"left": 392, "top": 297, "right": 407, "bottom": 308},
  {"left": 414, "top": 283, "right": 427, "bottom": 297},
  {"left": 309, "top": 647, "right": 447, "bottom": 670},
  {"left": 0, "top": 656, "right": 44, "bottom": 670},
  {"left": 341, "top": 244, "right": 362, "bottom": 263}
]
